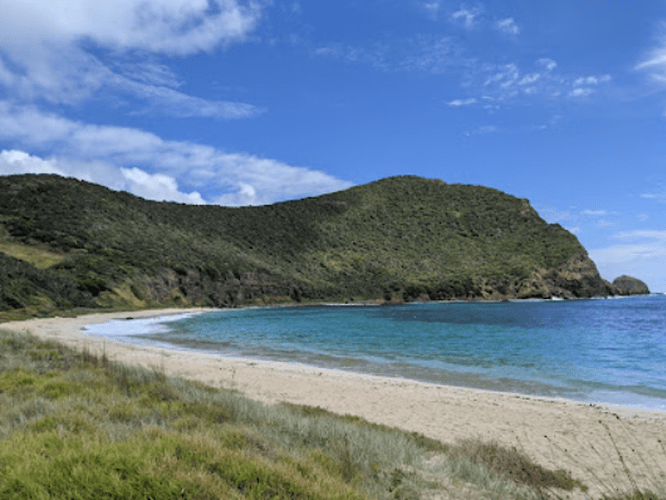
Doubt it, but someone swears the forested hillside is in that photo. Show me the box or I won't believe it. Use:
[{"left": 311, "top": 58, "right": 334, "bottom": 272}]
[{"left": 0, "top": 174, "right": 617, "bottom": 315}]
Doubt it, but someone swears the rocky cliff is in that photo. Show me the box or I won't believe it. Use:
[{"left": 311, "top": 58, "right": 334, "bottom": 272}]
[{"left": 612, "top": 275, "right": 650, "bottom": 296}]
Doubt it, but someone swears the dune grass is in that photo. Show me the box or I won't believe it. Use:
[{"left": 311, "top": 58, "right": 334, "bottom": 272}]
[{"left": 0, "top": 328, "right": 661, "bottom": 499}]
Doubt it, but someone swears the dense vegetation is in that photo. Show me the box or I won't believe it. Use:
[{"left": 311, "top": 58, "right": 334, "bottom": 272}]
[
  {"left": 0, "top": 174, "right": 614, "bottom": 315},
  {"left": 0, "top": 328, "right": 596, "bottom": 499}
]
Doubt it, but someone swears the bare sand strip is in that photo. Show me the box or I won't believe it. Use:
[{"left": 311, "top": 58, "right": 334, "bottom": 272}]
[{"left": 3, "top": 308, "right": 666, "bottom": 497}]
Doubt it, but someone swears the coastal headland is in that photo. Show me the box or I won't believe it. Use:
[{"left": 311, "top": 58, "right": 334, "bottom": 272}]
[
  {"left": 3, "top": 308, "right": 666, "bottom": 499},
  {"left": 0, "top": 174, "right": 647, "bottom": 319}
]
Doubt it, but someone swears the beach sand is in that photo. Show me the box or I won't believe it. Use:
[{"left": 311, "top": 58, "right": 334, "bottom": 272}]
[{"left": 3, "top": 308, "right": 666, "bottom": 498}]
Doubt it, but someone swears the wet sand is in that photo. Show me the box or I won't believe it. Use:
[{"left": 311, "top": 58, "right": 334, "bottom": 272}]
[{"left": 3, "top": 308, "right": 666, "bottom": 498}]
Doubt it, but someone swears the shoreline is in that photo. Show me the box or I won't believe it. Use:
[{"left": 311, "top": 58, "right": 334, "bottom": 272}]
[
  {"left": 3, "top": 307, "right": 666, "bottom": 497},
  {"left": 84, "top": 306, "right": 666, "bottom": 414}
]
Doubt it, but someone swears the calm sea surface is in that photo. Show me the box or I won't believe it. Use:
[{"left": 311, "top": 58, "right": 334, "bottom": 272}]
[{"left": 85, "top": 296, "right": 666, "bottom": 410}]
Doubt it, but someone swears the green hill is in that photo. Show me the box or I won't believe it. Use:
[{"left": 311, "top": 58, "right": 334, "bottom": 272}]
[{"left": 0, "top": 174, "right": 615, "bottom": 314}]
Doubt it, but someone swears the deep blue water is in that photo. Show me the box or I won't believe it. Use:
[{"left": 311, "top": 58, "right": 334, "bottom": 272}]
[{"left": 84, "top": 295, "right": 666, "bottom": 410}]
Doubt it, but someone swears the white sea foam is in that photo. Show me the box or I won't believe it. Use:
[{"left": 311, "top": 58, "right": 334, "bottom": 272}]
[{"left": 83, "top": 312, "right": 202, "bottom": 338}]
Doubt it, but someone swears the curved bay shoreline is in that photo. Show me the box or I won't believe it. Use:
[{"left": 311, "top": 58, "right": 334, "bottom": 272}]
[{"left": 3, "top": 307, "right": 666, "bottom": 498}]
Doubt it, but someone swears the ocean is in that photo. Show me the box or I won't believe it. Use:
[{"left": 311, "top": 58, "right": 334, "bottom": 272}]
[{"left": 84, "top": 295, "right": 666, "bottom": 410}]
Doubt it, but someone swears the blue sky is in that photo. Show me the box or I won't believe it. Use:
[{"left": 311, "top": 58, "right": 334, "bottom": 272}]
[{"left": 1, "top": 1, "right": 665, "bottom": 292}]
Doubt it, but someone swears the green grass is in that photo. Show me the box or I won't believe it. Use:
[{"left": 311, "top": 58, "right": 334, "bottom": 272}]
[
  {"left": 1, "top": 328, "right": 659, "bottom": 499},
  {"left": 0, "top": 240, "right": 65, "bottom": 269}
]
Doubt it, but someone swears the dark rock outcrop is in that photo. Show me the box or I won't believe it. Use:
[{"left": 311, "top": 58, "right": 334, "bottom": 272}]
[{"left": 612, "top": 275, "right": 650, "bottom": 296}]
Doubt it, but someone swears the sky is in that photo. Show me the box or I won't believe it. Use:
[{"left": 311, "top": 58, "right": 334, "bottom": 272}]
[{"left": 0, "top": 1, "right": 665, "bottom": 292}]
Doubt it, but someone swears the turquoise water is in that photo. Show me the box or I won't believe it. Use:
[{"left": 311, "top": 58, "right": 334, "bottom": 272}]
[{"left": 85, "top": 295, "right": 666, "bottom": 410}]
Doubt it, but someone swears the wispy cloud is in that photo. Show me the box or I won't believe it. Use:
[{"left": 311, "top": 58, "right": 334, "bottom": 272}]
[
  {"left": 400, "top": 35, "right": 461, "bottom": 74},
  {"left": 0, "top": 102, "right": 353, "bottom": 206},
  {"left": 581, "top": 209, "right": 609, "bottom": 216},
  {"left": 592, "top": 242, "right": 666, "bottom": 264},
  {"left": 315, "top": 35, "right": 461, "bottom": 75},
  {"left": 569, "top": 74, "right": 611, "bottom": 98},
  {"left": 534, "top": 114, "right": 562, "bottom": 131},
  {"left": 615, "top": 230, "right": 666, "bottom": 241},
  {"left": 573, "top": 75, "right": 612, "bottom": 86},
  {"left": 0, "top": 0, "right": 261, "bottom": 57},
  {"left": 590, "top": 229, "right": 666, "bottom": 290},
  {"left": 636, "top": 21, "right": 666, "bottom": 117},
  {"left": 422, "top": 1, "right": 443, "bottom": 21},
  {"left": 636, "top": 22, "right": 666, "bottom": 82},
  {"left": 320, "top": 28, "right": 612, "bottom": 111},
  {"left": 450, "top": 6, "right": 483, "bottom": 29},
  {"left": 448, "top": 98, "right": 478, "bottom": 107},
  {"left": 451, "top": 58, "right": 612, "bottom": 108},
  {"left": 537, "top": 206, "right": 619, "bottom": 235},
  {"left": 495, "top": 18, "right": 520, "bottom": 36},
  {"left": 314, "top": 42, "right": 390, "bottom": 70},
  {"left": 641, "top": 183, "right": 666, "bottom": 203},
  {"left": 463, "top": 124, "right": 498, "bottom": 137},
  {"left": 588, "top": 235, "right": 666, "bottom": 291},
  {"left": 0, "top": 0, "right": 265, "bottom": 119}
]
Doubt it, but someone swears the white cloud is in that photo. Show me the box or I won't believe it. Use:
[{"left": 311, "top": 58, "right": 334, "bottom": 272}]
[
  {"left": 0, "top": 0, "right": 260, "bottom": 56},
  {"left": 590, "top": 230, "right": 666, "bottom": 291},
  {"left": 0, "top": 149, "right": 204, "bottom": 203},
  {"left": 313, "top": 24, "right": 610, "bottom": 110},
  {"left": 581, "top": 209, "right": 609, "bottom": 216},
  {"left": 315, "top": 35, "right": 459, "bottom": 75},
  {"left": 423, "top": 1, "right": 442, "bottom": 20},
  {"left": 573, "top": 75, "right": 611, "bottom": 86},
  {"left": 495, "top": 18, "right": 519, "bottom": 35},
  {"left": 448, "top": 98, "right": 477, "bottom": 107},
  {"left": 477, "top": 125, "right": 497, "bottom": 134},
  {"left": 0, "top": 150, "right": 67, "bottom": 176},
  {"left": 636, "top": 23, "right": 666, "bottom": 81},
  {"left": 518, "top": 73, "right": 541, "bottom": 86},
  {"left": 537, "top": 206, "right": 620, "bottom": 235},
  {"left": 595, "top": 220, "right": 615, "bottom": 228},
  {"left": 116, "top": 61, "right": 184, "bottom": 89},
  {"left": 536, "top": 58, "right": 557, "bottom": 71},
  {"left": 122, "top": 79, "right": 264, "bottom": 119},
  {"left": 450, "top": 7, "right": 482, "bottom": 29},
  {"left": 475, "top": 58, "right": 611, "bottom": 104},
  {"left": 121, "top": 167, "right": 206, "bottom": 204},
  {"left": 568, "top": 74, "right": 611, "bottom": 99},
  {"left": 0, "top": 0, "right": 264, "bottom": 117},
  {"left": 641, "top": 186, "right": 666, "bottom": 203},
  {"left": 484, "top": 63, "right": 521, "bottom": 88},
  {"left": 399, "top": 36, "right": 458, "bottom": 73},
  {"left": 636, "top": 22, "right": 666, "bottom": 117},
  {"left": 615, "top": 230, "right": 666, "bottom": 241},
  {"left": 314, "top": 42, "right": 389, "bottom": 70},
  {"left": 0, "top": 101, "right": 353, "bottom": 206},
  {"left": 569, "top": 87, "right": 594, "bottom": 98},
  {"left": 463, "top": 124, "right": 498, "bottom": 136}
]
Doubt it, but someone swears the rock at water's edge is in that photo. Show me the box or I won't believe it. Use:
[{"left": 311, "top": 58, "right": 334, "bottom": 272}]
[{"left": 612, "top": 275, "right": 650, "bottom": 295}]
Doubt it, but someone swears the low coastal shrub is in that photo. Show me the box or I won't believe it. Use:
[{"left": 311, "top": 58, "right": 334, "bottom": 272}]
[
  {"left": 446, "top": 439, "right": 586, "bottom": 493},
  {"left": 4, "top": 328, "right": 658, "bottom": 499}
]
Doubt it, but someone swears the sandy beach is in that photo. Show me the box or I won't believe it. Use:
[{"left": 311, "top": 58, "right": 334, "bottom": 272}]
[{"left": 3, "top": 308, "right": 666, "bottom": 498}]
